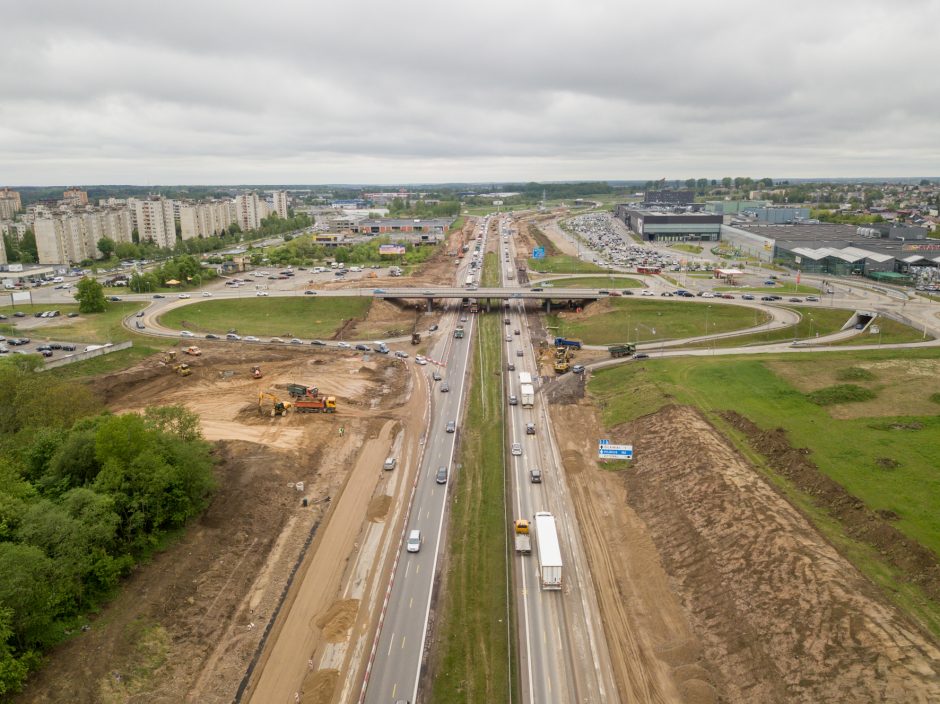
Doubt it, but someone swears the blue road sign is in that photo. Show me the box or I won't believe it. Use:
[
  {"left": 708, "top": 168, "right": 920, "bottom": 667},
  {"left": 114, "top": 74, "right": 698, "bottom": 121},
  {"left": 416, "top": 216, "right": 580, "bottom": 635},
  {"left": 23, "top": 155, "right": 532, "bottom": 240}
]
[
  {"left": 597, "top": 442, "right": 633, "bottom": 459},
  {"left": 533, "top": 247, "right": 546, "bottom": 259}
]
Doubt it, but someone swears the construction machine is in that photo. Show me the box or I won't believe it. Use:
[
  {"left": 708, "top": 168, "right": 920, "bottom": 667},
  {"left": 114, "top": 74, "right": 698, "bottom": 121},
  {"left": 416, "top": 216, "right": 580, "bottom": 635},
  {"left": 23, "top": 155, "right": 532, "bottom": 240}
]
[
  {"left": 184, "top": 346, "right": 202, "bottom": 356},
  {"left": 163, "top": 350, "right": 178, "bottom": 364},
  {"left": 293, "top": 395, "right": 337, "bottom": 413},
  {"left": 287, "top": 383, "right": 319, "bottom": 399},
  {"left": 251, "top": 365, "right": 263, "bottom": 379},
  {"left": 259, "top": 391, "right": 291, "bottom": 417},
  {"left": 174, "top": 363, "right": 192, "bottom": 377}
]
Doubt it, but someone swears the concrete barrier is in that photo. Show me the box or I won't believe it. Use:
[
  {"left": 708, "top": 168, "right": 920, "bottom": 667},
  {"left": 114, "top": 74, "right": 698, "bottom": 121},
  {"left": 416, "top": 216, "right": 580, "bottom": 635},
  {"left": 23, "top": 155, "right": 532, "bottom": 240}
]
[{"left": 40, "top": 340, "right": 133, "bottom": 370}]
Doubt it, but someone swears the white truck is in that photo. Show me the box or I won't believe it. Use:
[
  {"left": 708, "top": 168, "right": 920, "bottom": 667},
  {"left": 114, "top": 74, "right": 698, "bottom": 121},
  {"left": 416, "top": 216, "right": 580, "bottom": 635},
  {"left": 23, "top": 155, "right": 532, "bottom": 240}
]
[
  {"left": 518, "top": 371, "right": 533, "bottom": 386},
  {"left": 520, "top": 383, "right": 535, "bottom": 408},
  {"left": 534, "top": 512, "right": 562, "bottom": 590},
  {"left": 514, "top": 519, "right": 531, "bottom": 555}
]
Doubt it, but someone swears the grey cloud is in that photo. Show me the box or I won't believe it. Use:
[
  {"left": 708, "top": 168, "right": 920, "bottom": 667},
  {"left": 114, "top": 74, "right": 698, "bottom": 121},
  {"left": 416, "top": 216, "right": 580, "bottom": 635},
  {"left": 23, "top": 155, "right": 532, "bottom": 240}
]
[{"left": 1, "top": 0, "right": 939, "bottom": 184}]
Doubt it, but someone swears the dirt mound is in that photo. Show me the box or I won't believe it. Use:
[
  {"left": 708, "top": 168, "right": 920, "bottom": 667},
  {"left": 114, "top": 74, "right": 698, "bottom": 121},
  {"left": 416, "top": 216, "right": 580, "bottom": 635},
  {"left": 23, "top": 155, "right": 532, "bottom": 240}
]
[
  {"left": 543, "top": 372, "right": 585, "bottom": 404},
  {"left": 314, "top": 599, "right": 359, "bottom": 643},
  {"left": 366, "top": 494, "right": 392, "bottom": 522},
  {"left": 721, "top": 410, "right": 940, "bottom": 602},
  {"left": 622, "top": 405, "right": 940, "bottom": 702},
  {"left": 301, "top": 668, "right": 339, "bottom": 704}
]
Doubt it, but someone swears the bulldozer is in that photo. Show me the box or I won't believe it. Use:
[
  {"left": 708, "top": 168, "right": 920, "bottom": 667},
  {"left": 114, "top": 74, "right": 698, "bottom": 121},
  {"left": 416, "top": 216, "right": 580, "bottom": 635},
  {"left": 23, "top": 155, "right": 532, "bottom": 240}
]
[
  {"left": 173, "top": 363, "right": 192, "bottom": 377},
  {"left": 251, "top": 365, "right": 263, "bottom": 379},
  {"left": 259, "top": 391, "right": 291, "bottom": 417},
  {"left": 163, "top": 350, "right": 178, "bottom": 364}
]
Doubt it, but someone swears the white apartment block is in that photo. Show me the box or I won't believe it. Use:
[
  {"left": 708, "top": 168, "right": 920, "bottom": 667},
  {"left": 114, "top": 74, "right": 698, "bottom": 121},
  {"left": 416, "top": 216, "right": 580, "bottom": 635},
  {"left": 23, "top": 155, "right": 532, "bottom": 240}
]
[
  {"left": 33, "top": 208, "right": 133, "bottom": 265},
  {"left": 133, "top": 197, "right": 176, "bottom": 248},
  {"left": 179, "top": 200, "right": 237, "bottom": 240},
  {"left": 273, "top": 190, "right": 289, "bottom": 219},
  {"left": 0, "top": 220, "right": 29, "bottom": 241},
  {"left": 0, "top": 197, "right": 18, "bottom": 221},
  {"left": 234, "top": 191, "right": 271, "bottom": 231},
  {"left": 0, "top": 231, "right": 6, "bottom": 265}
]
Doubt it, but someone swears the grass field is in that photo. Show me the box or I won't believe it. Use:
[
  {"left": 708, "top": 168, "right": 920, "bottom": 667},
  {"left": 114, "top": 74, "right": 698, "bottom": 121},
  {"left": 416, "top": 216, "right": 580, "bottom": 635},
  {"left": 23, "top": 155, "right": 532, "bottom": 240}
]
[
  {"left": 588, "top": 349, "right": 940, "bottom": 634},
  {"left": 833, "top": 316, "right": 934, "bottom": 345},
  {"left": 527, "top": 255, "right": 605, "bottom": 274},
  {"left": 670, "top": 243, "right": 703, "bottom": 254},
  {"left": 482, "top": 251, "right": 500, "bottom": 287},
  {"left": 8, "top": 301, "right": 146, "bottom": 343},
  {"left": 47, "top": 342, "right": 170, "bottom": 380},
  {"left": 528, "top": 224, "right": 560, "bottom": 256},
  {"left": 431, "top": 310, "right": 514, "bottom": 702},
  {"left": 676, "top": 306, "right": 855, "bottom": 349},
  {"left": 158, "top": 297, "right": 371, "bottom": 338},
  {"left": 539, "top": 276, "right": 644, "bottom": 289},
  {"left": 547, "top": 299, "right": 771, "bottom": 344}
]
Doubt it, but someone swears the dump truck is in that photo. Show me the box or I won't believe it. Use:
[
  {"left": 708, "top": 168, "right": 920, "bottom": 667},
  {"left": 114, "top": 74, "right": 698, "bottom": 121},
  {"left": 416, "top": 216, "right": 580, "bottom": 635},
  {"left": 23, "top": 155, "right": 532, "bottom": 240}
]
[
  {"left": 520, "top": 383, "right": 535, "bottom": 408},
  {"left": 553, "top": 337, "right": 582, "bottom": 349},
  {"left": 608, "top": 343, "right": 637, "bottom": 358},
  {"left": 287, "top": 383, "right": 319, "bottom": 399},
  {"left": 469, "top": 300, "right": 479, "bottom": 313},
  {"left": 184, "top": 346, "right": 202, "bottom": 356},
  {"left": 534, "top": 512, "right": 563, "bottom": 590},
  {"left": 514, "top": 519, "right": 532, "bottom": 555},
  {"left": 251, "top": 365, "right": 263, "bottom": 379},
  {"left": 293, "top": 395, "right": 337, "bottom": 413},
  {"left": 454, "top": 325, "right": 465, "bottom": 339}
]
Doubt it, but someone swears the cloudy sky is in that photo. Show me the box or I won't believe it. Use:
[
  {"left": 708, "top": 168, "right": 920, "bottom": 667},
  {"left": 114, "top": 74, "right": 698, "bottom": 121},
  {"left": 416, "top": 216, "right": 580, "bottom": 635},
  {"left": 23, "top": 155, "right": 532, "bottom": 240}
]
[{"left": 2, "top": 0, "right": 938, "bottom": 185}]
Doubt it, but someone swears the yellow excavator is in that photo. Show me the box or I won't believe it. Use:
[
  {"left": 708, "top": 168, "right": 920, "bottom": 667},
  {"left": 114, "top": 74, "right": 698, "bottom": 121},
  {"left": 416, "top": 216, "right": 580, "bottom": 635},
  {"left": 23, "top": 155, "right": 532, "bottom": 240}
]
[{"left": 259, "top": 391, "right": 292, "bottom": 417}]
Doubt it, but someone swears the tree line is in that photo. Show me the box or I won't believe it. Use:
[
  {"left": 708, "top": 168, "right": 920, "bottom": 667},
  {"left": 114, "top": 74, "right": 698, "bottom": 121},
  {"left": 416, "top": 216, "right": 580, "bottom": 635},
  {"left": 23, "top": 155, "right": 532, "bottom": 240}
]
[{"left": 0, "top": 357, "right": 216, "bottom": 696}]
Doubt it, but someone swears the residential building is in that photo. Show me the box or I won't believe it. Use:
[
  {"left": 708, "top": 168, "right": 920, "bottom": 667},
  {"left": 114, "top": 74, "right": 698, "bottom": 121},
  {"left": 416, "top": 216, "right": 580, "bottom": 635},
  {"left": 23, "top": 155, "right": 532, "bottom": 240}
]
[
  {"left": 179, "top": 200, "right": 237, "bottom": 240},
  {"left": 0, "top": 232, "right": 6, "bottom": 265},
  {"left": 272, "top": 190, "right": 289, "bottom": 219},
  {"left": 133, "top": 197, "right": 176, "bottom": 248},
  {"left": 0, "top": 188, "right": 22, "bottom": 220},
  {"left": 33, "top": 207, "right": 134, "bottom": 264},
  {"left": 63, "top": 188, "right": 89, "bottom": 206},
  {"left": 0, "top": 220, "right": 29, "bottom": 241},
  {"left": 234, "top": 191, "right": 270, "bottom": 231}
]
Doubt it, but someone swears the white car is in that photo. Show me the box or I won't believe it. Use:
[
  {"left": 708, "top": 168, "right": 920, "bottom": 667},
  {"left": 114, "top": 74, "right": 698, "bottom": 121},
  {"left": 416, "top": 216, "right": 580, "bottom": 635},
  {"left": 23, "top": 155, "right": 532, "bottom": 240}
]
[
  {"left": 701, "top": 292, "right": 715, "bottom": 298},
  {"left": 202, "top": 291, "right": 212, "bottom": 297},
  {"left": 337, "top": 341, "right": 351, "bottom": 348},
  {"left": 641, "top": 290, "right": 654, "bottom": 296},
  {"left": 178, "top": 293, "right": 190, "bottom": 299},
  {"left": 180, "top": 330, "right": 195, "bottom": 337},
  {"left": 244, "top": 335, "right": 259, "bottom": 342},
  {"left": 415, "top": 356, "right": 428, "bottom": 366},
  {"left": 511, "top": 443, "right": 522, "bottom": 456},
  {"left": 256, "top": 291, "right": 268, "bottom": 297}
]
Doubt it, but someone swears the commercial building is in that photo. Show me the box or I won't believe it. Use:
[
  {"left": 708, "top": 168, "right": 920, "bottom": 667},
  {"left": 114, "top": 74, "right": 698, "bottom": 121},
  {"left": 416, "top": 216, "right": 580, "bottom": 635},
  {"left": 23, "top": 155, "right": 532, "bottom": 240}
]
[
  {"left": 719, "top": 222, "right": 932, "bottom": 275},
  {"left": 643, "top": 190, "right": 694, "bottom": 205},
  {"left": 272, "top": 190, "right": 289, "bottom": 219},
  {"left": 705, "top": 200, "right": 770, "bottom": 215},
  {"left": 350, "top": 217, "right": 453, "bottom": 242},
  {"left": 614, "top": 206, "right": 722, "bottom": 242}
]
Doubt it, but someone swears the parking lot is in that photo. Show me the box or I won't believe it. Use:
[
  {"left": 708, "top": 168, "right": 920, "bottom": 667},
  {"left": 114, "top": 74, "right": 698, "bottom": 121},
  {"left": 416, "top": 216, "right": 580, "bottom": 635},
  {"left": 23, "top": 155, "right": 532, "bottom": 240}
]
[{"left": 565, "top": 212, "right": 680, "bottom": 270}]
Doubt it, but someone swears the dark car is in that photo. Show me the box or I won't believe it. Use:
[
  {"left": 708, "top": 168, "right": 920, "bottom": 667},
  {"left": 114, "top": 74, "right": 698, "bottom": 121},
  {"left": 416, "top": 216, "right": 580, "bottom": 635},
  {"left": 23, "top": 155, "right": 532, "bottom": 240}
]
[
  {"left": 507, "top": 362, "right": 515, "bottom": 371},
  {"left": 761, "top": 295, "right": 775, "bottom": 301},
  {"left": 13, "top": 311, "right": 26, "bottom": 318},
  {"left": 633, "top": 353, "right": 650, "bottom": 360},
  {"left": 429, "top": 324, "right": 439, "bottom": 332},
  {"left": 311, "top": 340, "right": 326, "bottom": 346},
  {"left": 40, "top": 349, "right": 54, "bottom": 358},
  {"left": 49, "top": 343, "right": 62, "bottom": 350},
  {"left": 304, "top": 290, "right": 317, "bottom": 295},
  {"left": 622, "top": 290, "right": 634, "bottom": 295},
  {"left": 526, "top": 422, "right": 536, "bottom": 435},
  {"left": 741, "top": 294, "right": 755, "bottom": 300},
  {"left": 67, "top": 312, "right": 79, "bottom": 317},
  {"left": 446, "top": 420, "right": 456, "bottom": 433},
  {"left": 531, "top": 287, "right": 543, "bottom": 292},
  {"left": 205, "top": 333, "right": 220, "bottom": 340},
  {"left": 61, "top": 344, "right": 76, "bottom": 351},
  {"left": 153, "top": 294, "right": 165, "bottom": 299},
  {"left": 135, "top": 311, "right": 145, "bottom": 317},
  {"left": 530, "top": 468, "right": 542, "bottom": 483},
  {"left": 108, "top": 296, "right": 121, "bottom": 301},
  {"left": 355, "top": 344, "right": 370, "bottom": 351},
  {"left": 788, "top": 297, "right": 803, "bottom": 302}
]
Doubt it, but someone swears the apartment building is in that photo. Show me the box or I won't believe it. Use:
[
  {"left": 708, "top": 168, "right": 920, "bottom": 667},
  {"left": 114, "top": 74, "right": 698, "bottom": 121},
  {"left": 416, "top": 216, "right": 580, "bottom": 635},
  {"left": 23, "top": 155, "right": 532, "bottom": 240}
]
[
  {"left": 179, "top": 200, "right": 237, "bottom": 240},
  {"left": 63, "top": 188, "right": 89, "bottom": 206},
  {"left": 34, "top": 207, "right": 133, "bottom": 265},
  {"left": 0, "top": 231, "right": 6, "bottom": 265},
  {"left": 272, "top": 190, "right": 289, "bottom": 219},
  {"left": 0, "top": 188, "right": 22, "bottom": 220},
  {"left": 132, "top": 197, "right": 177, "bottom": 249},
  {"left": 234, "top": 191, "right": 270, "bottom": 231}
]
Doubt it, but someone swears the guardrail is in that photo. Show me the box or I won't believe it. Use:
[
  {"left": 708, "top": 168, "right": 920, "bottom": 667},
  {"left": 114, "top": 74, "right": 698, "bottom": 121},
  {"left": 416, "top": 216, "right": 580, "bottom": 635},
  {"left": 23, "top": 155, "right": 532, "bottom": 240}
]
[{"left": 39, "top": 340, "right": 133, "bottom": 370}]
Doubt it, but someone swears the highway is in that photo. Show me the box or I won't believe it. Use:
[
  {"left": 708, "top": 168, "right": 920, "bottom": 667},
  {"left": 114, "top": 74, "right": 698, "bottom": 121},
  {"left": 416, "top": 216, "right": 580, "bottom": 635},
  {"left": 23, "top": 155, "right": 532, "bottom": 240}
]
[
  {"left": 361, "top": 218, "right": 492, "bottom": 703},
  {"left": 499, "top": 218, "right": 618, "bottom": 703}
]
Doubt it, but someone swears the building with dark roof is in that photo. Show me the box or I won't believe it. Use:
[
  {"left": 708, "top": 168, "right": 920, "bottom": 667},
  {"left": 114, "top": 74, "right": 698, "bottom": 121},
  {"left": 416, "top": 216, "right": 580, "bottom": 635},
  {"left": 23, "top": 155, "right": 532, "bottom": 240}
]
[{"left": 614, "top": 205, "right": 722, "bottom": 242}]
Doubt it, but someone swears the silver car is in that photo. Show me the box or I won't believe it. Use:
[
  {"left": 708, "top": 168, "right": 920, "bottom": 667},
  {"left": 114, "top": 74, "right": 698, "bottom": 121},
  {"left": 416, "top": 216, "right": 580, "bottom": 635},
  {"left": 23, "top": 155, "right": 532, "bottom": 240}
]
[{"left": 511, "top": 442, "right": 522, "bottom": 456}]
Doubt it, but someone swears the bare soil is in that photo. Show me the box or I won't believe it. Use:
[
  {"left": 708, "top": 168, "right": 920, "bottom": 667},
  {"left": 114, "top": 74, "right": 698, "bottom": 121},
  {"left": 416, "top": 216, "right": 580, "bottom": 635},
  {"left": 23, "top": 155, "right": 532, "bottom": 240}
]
[
  {"left": 550, "top": 399, "right": 940, "bottom": 703},
  {"left": 16, "top": 343, "right": 414, "bottom": 704}
]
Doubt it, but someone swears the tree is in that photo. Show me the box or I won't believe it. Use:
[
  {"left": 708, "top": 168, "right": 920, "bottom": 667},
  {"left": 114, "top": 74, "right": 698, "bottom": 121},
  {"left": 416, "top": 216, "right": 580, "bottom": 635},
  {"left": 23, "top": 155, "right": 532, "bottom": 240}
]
[
  {"left": 0, "top": 607, "right": 32, "bottom": 696},
  {"left": 18, "top": 230, "right": 37, "bottom": 263},
  {"left": 114, "top": 241, "right": 141, "bottom": 259},
  {"left": 97, "top": 237, "right": 115, "bottom": 259},
  {"left": 74, "top": 276, "right": 106, "bottom": 314},
  {"left": 722, "top": 177, "right": 733, "bottom": 189}
]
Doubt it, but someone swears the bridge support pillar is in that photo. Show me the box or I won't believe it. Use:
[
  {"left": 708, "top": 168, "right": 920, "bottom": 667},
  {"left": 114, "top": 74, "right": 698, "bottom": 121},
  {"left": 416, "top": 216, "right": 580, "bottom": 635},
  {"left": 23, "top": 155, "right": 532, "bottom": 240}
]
[
  {"left": 546, "top": 299, "right": 552, "bottom": 314},
  {"left": 426, "top": 297, "right": 433, "bottom": 312}
]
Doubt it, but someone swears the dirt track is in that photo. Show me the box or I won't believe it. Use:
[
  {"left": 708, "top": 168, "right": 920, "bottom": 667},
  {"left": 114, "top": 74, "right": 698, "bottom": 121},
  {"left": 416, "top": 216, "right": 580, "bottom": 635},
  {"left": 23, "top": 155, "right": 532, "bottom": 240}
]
[
  {"left": 16, "top": 343, "right": 418, "bottom": 704},
  {"left": 551, "top": 401, "right": 940, "bottom": 704}
]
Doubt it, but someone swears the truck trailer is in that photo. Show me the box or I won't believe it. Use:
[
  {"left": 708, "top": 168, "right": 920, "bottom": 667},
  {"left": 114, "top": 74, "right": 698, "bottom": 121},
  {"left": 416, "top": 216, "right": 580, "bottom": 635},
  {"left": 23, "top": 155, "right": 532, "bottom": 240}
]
[
  {"left": 553, "top": 337, "right": 582, "bottom": 350},
  {"left": 534, "top": 512, "right": 563, "bottom": 589},
  {"left": 518, "top": 371, "right": 533, "bottom": 385},
  {"left": 520, "top": 383, "right": 535, "bottom": 408}
]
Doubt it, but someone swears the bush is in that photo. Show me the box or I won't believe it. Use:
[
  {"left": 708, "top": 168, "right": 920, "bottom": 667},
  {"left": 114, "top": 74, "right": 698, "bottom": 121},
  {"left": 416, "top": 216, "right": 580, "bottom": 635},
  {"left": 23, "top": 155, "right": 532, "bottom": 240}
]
[
  {"left": 806, "top": 384, "right": 877, "bottom": 406},
  {"left": 835, "top": 366, "right": 876, "bottom": 381}
]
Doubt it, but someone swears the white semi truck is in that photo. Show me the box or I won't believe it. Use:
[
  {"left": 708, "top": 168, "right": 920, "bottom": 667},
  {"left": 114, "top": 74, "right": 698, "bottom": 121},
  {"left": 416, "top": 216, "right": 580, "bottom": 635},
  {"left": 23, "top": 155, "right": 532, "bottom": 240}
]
[
  {"left": 534, "top": 512, "right": 562, "bottom": 590},
  {"left": 520, "top": 383, "right": 535, "bottom": 408},
  {"left": 518, "top": 371, "right": 533, "bottom": 385}
]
